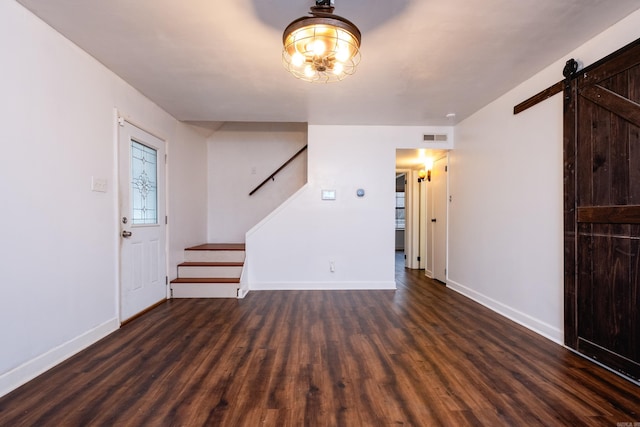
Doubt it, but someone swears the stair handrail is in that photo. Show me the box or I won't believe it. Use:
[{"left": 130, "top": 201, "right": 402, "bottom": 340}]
[{"left": 249, "top": 145, "right": 308, "bottom": 196}]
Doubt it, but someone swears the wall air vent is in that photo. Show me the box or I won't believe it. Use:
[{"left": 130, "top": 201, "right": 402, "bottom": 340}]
[{"left": 423, "top": 134, "right": 448, "bottom": 142}]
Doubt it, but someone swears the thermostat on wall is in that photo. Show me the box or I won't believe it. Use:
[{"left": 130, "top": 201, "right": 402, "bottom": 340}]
[{"left": 321, "top": 189, "right": 336, "bottom": 200}]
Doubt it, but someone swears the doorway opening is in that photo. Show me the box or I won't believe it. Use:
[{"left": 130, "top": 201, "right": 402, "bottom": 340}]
[{"left": 395, "top": 149, "right": 449, "bottom": 283}]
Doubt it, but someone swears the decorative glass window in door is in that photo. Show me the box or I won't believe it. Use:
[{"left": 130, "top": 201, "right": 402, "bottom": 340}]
[{"left": 131, "top": 140, "right": 158, "bottom": 225}]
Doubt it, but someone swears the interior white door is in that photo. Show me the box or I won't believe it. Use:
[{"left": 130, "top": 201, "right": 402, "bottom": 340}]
[
  {"left": 118, "top": 119, "right": 167, "bottom": 322},
  {"left": 432, "top": 156, "right": 447, "bottom": 283}
]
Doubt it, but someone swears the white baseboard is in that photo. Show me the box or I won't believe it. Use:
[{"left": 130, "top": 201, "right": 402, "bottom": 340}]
[
  {"left": 446, "top": 279, "right": 563, "bottom": 345},
  {"left": 0, "top": 318, "right": 119, "bottom": 398},
  {"left": 249, "top": 281, "right": 396, "bottom": 291}
]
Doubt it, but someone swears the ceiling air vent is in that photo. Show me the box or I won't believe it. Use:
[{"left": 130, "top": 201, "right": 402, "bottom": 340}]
[{"left": 423, "top": 134, "right": 448, "bottom": 142}]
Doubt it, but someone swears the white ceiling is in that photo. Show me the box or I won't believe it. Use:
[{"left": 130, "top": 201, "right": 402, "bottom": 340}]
[{"left": 16, "top": 0, "right": 640, "bottom": 127}]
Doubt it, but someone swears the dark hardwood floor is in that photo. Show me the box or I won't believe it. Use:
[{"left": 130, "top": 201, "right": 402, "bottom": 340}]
[{"left": 1, "top": 255, "right": 638, "bottom": 426}]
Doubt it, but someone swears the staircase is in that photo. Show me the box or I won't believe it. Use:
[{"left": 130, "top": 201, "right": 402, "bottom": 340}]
[{"left": 170, "top": 244, "right": 247, "bottom": 298}]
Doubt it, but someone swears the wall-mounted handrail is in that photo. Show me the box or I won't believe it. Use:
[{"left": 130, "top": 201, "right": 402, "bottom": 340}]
[{"left": 249, "top": 145, "right": 308, "bottom": 196}]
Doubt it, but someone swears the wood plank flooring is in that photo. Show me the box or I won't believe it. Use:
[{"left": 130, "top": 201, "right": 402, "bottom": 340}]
[{"left": 1, "top": 256, "right": 638, "bottom": 426}]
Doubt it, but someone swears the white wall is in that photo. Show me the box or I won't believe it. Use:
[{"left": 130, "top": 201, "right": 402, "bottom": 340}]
[
  {"left": 168, "top": 122, "right": 209, "bottom": 278},
  {"left": 207, "top": 122, "right": 307, "bottom": 243},
  {"left": 0, "top": 1, "right": 207, "bottom": 397},
  {"left": 246, "top": 126, "right": 452, "bottom": 289},
  {"left": 448, "top": 9, "right": 640, "bottom": 344}
]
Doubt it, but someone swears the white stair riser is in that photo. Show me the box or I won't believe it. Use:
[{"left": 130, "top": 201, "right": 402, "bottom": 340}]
[
  {"left": 184, "top": 250, "right": 245, "bottom": 263},
  {"left": 172, "top": 283, "right": 238, "bottom": 298},
  {"left": 177, "top": 266, "right": 242, "bottom": 278}
]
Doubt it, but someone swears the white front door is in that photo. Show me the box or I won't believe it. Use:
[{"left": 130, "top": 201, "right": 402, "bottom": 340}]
[
  {"left": 432, "top": 156, "right": 447, "bottom": 283},
  {"left": 118, "top": 119, "right": 167, "bottom": 322}
]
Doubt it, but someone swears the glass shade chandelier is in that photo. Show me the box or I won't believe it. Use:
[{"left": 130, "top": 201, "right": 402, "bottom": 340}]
[{"left": 282, "top": 0, "right": 361, "bottom": 83}]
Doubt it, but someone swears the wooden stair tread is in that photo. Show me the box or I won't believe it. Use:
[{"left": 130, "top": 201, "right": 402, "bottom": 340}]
[
  {"left": 172, "top": 244, "right": 245, "bottom": 298},
  {"left": 171, "top": 277, "right": 241, "bottom": 284},
  {"left": 186, "top": 243, "right": 245, "bottom": 251},
  {"left": 178, "top": 262, "right": 244, "bottom": 267}
]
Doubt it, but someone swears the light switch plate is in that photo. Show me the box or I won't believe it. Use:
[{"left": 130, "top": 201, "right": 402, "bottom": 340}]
[
  {"left": 321, "top": 189, "right": 336, "bottom": 200},
  {"left": 91, "top": 177, "right": 108, "bottom": 193}
]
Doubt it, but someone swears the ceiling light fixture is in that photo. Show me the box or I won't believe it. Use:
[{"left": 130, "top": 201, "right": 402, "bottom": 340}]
[{"left": 282, "top": 0, "right": 361, "bottom": 83}]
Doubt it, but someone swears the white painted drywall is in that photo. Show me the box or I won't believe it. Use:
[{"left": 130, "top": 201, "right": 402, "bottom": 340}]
[
  {"left": 168, "top": 122, "right": 209, "bottom": 278},
  {"left": 246, "top": 126, "right": 453, "bottom": 289},
  {"left": 0, "top": 1, "right": 207, "bottom": 397},
  {"left": 448, "top": 9, "right": 640, "bottom": 344},
  {"left": 207, "top": 122, "right": 307, "bottom": 243}
]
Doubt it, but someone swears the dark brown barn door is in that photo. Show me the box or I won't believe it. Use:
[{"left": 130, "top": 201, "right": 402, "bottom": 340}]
[{"left": 564, "top": 39, "right": 640, "bottom": 381}]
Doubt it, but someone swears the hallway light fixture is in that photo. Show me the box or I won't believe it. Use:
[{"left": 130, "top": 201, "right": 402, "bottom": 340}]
[
  {"left": 418, "top": 159, "right": 433, "bottom": 183},
  {"left": 282, "top": 0, "right": 361, "bottom": 83}
]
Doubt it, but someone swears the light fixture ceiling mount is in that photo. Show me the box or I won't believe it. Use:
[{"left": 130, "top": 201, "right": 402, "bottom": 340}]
[{"left": 282, "top": 0, "right": 361, "bottom": 83}]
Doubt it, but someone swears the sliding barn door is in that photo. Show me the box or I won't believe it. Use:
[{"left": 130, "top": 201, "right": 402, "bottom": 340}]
[{"left": 564, "top": 40, "right": 640, "bottom": 380}]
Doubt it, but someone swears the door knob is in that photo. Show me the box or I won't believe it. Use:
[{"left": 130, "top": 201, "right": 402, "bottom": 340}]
[
  {"left": 431, "top": 218, "right": 437, "bottom": 222},
  {"left": 122, "top": 230, "right": 132, "bottom": 238}
]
